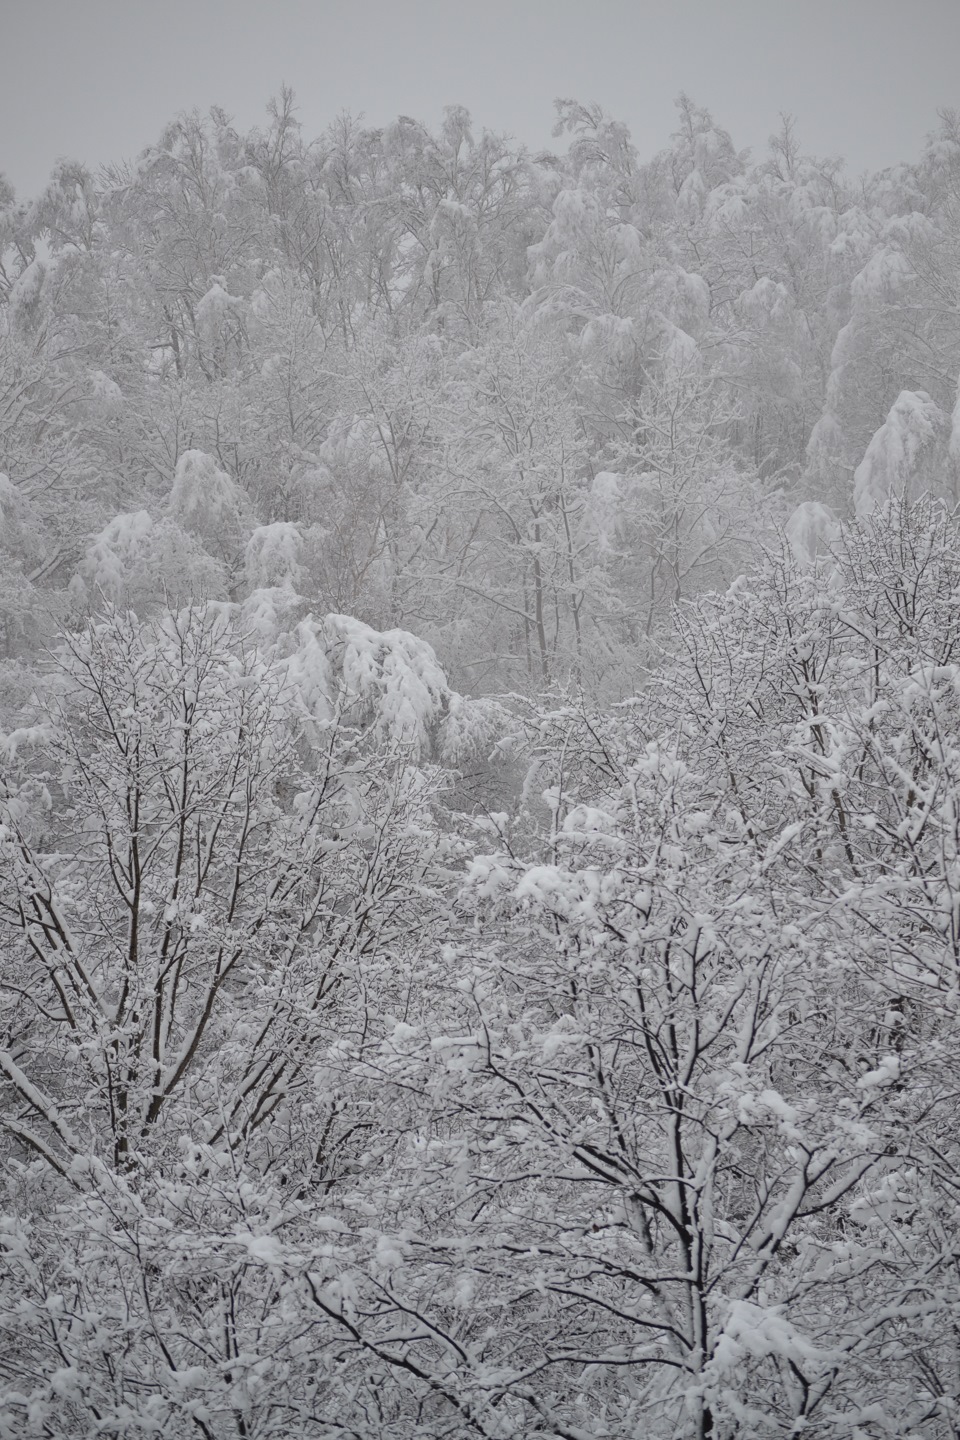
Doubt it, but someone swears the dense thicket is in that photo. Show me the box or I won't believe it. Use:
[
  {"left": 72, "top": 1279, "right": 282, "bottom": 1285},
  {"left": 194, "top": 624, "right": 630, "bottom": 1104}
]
[
  {"left": 2, "top": 94, "right": 960, "bottom": 685},
  {"left": 2, "top": 95, "right": 960, "bottom": 1438}
]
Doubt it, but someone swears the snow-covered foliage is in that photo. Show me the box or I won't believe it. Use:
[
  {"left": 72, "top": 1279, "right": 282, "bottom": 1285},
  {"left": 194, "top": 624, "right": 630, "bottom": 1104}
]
[
  {"left": 6, "top": 88, "right": 960, "bottom": 1437},
  {"left": 785, "top": 498, "right": 839, "bottom": 565},
  {"left": 5, "top": 94, "right": 960, "bottom": 673},
  {"left": 285, "top": 611, "right": 508, "bottom": 763},
  {"left": 74, "top": 508, "right": 227, "bottom": 608},
  {"left": 319, "top": 612, "right": 451, "bottom": 751},
  {"left": 0, "top": 507, "right": 959, "bottom": 1435},
  {"left": 168, "top": 450, "right": 247, "bottom": 561},
  {"left": 243, "top": 519, "right": 305, "bottom": 590},
  {"left": 78, "top": 506, "right": 154, "bottom": 593},
  {"left": 852, "top": 389, "right": 945, "bottom": 515}
]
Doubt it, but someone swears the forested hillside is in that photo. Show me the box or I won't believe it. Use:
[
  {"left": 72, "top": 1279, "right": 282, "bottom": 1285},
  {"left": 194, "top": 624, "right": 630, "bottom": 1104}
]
[{"left": 2, "top": 94, "right": 960, "bottom": 1437}]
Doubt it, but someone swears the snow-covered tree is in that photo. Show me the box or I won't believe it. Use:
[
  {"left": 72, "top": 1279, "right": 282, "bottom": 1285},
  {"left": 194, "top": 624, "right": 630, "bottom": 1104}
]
[
  {"left": 0, "top": 601, "right": 467, "bottom": 1436},
  {"left": 852, "top": 388, "right": 946, "bottom": 515}
]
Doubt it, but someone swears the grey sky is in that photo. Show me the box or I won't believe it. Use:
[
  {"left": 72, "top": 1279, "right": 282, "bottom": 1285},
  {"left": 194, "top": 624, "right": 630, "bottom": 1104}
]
[{"left": 3, "top": 0, "right": 960, "bottom": 201}]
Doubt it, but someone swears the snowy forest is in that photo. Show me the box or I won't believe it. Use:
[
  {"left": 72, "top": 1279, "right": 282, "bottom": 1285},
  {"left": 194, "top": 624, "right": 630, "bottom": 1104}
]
[{"left": 3, "top": 90, "right": 960, "bottom": 1436}]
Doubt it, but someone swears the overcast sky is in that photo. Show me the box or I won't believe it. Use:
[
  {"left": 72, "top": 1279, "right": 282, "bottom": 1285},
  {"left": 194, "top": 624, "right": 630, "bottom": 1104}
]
[{"left": 3, "top": 0, "right": 960, "bottom": 200}]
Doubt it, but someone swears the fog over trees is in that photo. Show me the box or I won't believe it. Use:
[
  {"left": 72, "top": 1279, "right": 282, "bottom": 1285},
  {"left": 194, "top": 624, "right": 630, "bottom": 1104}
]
[{"left": 2, "top": 91, "right": 960, "bottom": 1437}]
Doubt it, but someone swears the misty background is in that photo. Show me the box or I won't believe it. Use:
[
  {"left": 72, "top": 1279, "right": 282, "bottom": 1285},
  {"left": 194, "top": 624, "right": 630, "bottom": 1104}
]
[{"left": 5, "top": 0, "right": 960, "bottom": 201}]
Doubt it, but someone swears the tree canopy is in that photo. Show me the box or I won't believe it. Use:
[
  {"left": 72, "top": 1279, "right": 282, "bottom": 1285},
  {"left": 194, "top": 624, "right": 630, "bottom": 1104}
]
[{"left": 3, "top": 92, "right": 960, "bottom": 1438}]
